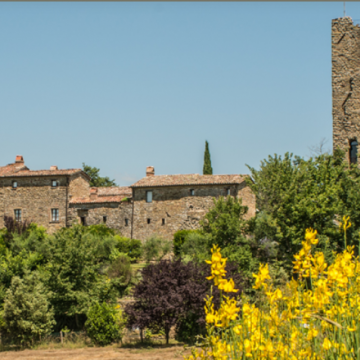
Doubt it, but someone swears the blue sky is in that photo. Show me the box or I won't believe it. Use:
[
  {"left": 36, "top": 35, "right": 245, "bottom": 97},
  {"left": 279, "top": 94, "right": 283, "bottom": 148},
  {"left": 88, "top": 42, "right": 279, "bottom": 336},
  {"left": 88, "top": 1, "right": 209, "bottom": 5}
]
[{"left": 0, "top": 2, "right": 358, "bottom": 185}]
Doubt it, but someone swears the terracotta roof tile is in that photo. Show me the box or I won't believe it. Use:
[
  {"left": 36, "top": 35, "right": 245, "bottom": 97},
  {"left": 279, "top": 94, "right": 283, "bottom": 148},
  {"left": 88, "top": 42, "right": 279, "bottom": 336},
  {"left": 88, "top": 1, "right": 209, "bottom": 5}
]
[
  {"left": 0, "top": 164, "right": 90, "bottom": 179},
  {"left": 95, "top": 187, "right": 132, "bottom": 197},
  {"left": 70, "top": 196, "right": 130, "bottom": 204},
  {"left": 130, "top": 174, "right": 247, "bottom": 188}
]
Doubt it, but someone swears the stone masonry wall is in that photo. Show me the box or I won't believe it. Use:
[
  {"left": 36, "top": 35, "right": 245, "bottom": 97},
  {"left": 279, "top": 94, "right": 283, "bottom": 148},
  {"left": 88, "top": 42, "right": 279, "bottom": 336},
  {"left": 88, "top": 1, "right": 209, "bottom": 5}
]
[
  {"left": 68, "top": 201, "right": 133, "bottom": 237},
  {"left": 332, "top": 17, "right": 360, "bottom": 157},
  {"left": 131, "top": 183, "right": 256, "bottom": 241},
  {"left": 0, "top": 176, "right": 68, "bottom": 233},
  {"left": 68, "top": 173, "right": 90, "bottom": 199}
]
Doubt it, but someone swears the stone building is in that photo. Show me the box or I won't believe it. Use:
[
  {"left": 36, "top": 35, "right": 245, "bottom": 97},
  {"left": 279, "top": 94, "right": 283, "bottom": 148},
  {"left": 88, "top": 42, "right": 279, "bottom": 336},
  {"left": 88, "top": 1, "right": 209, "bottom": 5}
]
[
  {"left": 0, "top": 156, "right": 256, "bottom": 241},
  {"left": 332, "top": 17, "right": 360, "bottom": 163}
]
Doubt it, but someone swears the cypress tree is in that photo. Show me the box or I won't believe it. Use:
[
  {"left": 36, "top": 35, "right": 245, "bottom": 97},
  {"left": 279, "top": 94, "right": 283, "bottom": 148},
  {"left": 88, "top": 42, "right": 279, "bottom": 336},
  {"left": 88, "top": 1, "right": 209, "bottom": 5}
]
[{"left": 203, "top": 141, "right": 213, "bottom": 175}]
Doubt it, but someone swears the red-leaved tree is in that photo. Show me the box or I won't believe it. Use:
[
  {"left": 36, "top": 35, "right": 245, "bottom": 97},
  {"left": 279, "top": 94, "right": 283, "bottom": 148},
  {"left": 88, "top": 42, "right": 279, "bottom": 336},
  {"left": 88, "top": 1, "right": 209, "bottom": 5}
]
[{"left": 125, "top": 259, "right": 243, "bottom": 344}]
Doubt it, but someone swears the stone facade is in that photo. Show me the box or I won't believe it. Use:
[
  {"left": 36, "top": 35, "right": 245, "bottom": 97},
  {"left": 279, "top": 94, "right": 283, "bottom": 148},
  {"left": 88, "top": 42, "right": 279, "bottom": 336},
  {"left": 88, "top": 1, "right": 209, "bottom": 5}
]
[
  {"left": 131, "top": 182, "right": 255, "bottom": 241},
  {"left": 332, "top": 17, "right": 360, "bottom": 161},
  {"left": 0, "top": 156, "right": 256, "bottom": 240}
]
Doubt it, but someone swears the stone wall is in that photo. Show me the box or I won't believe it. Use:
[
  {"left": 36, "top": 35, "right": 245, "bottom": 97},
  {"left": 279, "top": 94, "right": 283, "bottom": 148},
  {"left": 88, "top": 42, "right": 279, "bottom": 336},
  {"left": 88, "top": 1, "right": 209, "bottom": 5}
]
[
  {"left": 68, "top": 201, "right": 133, "bottom": 237},
  {"left": 68, "top": 173, "right": 90, "bottom": 199},
  {"left": 332, "top": 17, "right": 360, "bottom": 157},
  {"left": 131, "top": 183, "right": 256, "bottom": 241},
  {"left": 0, "top": 176, "right": 68, "bottom": 232}
]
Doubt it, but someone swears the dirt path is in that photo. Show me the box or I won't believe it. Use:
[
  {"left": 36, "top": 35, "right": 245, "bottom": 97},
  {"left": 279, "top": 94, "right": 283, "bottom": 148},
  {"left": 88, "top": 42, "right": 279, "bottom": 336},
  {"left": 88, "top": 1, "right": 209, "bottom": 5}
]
[{"left": 0, "top": 345, "right": 190, "bottom": 360}]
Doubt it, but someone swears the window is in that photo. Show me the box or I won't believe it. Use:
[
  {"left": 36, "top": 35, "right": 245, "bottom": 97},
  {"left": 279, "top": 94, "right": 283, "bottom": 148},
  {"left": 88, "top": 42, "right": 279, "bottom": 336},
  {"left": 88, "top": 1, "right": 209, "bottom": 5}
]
[
  {"left": 190, "top": 189, "right": 194, "bottom": 196},
  {"left": 162, "top": 218, "right": 165, "bottom": 225},
  {"left": 51, "top": 180, "right": 58, "bottom": 188},
  {"left": 146, "top": 191, "right": 153, "bottom": 203},
  {"left": 51, "top": 209, "right": 59, "bottom": 222},
  {"left": 103, "top": 216, "right": 107, "bottom": 224},
  {"left": 147, "top": 218, "right": 151, "bottom": 224},
  {"left": 12, "top": 181, "right": 17, "bottom": 189},
  {"left": 14, "top": 209, "right": 21, "bottom": 222},
  {"left": 350, "top": 140, "right": 358, "bottom": 164},
  {"left": 125, "top": 218, "right": 129, "bottom": 226},
  {"left": 80, "top": 217, "right": 86, "bottom": 226},
  {"left": 226, "top": 188, "right": 231, "bottom": 196}
]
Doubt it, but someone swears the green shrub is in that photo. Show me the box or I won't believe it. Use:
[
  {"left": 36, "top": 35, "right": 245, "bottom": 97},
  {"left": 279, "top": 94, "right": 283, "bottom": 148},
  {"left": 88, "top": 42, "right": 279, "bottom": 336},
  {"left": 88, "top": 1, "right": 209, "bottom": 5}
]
[
  {"left": 85, "top": 302, "right": 125, "bottom": 346},
  {"left": 2, "top": 271, "right": 55, "bottom": 346},
  {"left": 114, "top": 236, "right": 142, "bottom": 262},
  {"left": 173, "top": 230, "right": 200, "bottom": 256},
  {"left": 175, "top": 312, "right": 206, "bottom": 344},
  {"left": 180, "top": 231, "right": 212, "bottom": 263},
  {"left": 142, "top": 236, "right": 171, "bottom": 263}
]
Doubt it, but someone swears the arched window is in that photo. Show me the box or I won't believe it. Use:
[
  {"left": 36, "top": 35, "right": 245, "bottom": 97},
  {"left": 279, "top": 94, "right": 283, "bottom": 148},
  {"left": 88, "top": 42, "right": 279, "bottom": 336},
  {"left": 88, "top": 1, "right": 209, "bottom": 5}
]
[{"left": 350, "top": 140, "right": 358, "bottom": 164}]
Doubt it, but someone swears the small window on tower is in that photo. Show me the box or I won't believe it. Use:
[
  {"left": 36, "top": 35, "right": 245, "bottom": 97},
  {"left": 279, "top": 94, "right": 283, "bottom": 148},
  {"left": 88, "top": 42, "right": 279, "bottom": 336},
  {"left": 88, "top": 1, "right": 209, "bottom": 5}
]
[
  {"left": 147, "top": 218, "right": 151, "bottom": 224},
  {"left": 51, "top": 180, "right": 58, "bottom": 188},
  {"left": 103, "top": 216, "right": 107, "bottom": 224},
  {"left": 162, "top": 218, "right": 165, "bottom": 225},
  {"left": 125, "top": 218, "right": 129, "bottom": 226},
  {"left": 12, "top": 181, "right": 17, "bottom": 189},
  {"left": 350, "top": 140, "right": 358, "bottom": 164},
  {"left": 190, "top": 189, "right": 194, "bottom": 196}
]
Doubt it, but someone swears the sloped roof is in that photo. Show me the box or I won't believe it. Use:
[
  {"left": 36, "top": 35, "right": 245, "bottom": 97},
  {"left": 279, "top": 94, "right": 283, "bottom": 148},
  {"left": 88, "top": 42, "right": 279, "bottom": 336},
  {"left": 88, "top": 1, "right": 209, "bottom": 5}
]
[
  {"left": 70, "top": 186, "right": 132, "bottom": 204},
  {"left": 96, "top": 187, "right": 132, "bottom": 196},
  {"left": 130, "top": 174, "right": 247, "bottom": 188},
  {"left": 0, "top": 163, "right": 90, "bottom": 180},
  {"left": 69, "top": 196, "right": 130, "bottom": 204}
]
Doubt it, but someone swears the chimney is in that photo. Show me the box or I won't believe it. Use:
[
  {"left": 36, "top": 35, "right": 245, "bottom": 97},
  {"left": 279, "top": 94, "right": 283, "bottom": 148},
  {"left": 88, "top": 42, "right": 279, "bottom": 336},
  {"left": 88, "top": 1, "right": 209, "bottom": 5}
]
[
  {"left": 90, "top": 187, "right": 98, "bottom": 200},
  {"left": 15, "top": 155, "right": 24, "bottom": 164},
  {"left": 146, "top": 166, "right": 155, "bottom": 176},
  {"left": 50, "top": 165, "right": 58, "bottom": 171}
]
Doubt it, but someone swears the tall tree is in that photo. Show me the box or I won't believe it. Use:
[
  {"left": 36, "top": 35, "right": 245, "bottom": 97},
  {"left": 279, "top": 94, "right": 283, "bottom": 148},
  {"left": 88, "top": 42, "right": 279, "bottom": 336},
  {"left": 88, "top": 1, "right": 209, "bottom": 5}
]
[
  {"left": 203, "top": 141, "right": 213, "bottom": 175},
  {"left": 82, "top": 163, "right": 117, "bottom": 187}
]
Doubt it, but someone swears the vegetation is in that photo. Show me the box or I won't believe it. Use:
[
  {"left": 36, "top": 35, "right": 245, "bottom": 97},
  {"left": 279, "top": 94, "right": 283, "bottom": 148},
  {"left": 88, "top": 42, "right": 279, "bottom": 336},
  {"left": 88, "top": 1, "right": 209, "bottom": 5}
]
[
  {"left": 82, "top": 163, "right": 117, "bottom": 187},
  {"left": 1, "top": 271, "right": 55, "bottom": 346},
  {"left": 203, "top": 140, "right": 213, "bottom": 175},
  {"left": 186, "top": 224, "right": 360, "bottom": 359},
  {"left": 247, "top": 150, "right": 360, "bottom": 272},
  {"left": 0, "top": 222, "right": 136, "bottom": 344},
  {"left": 142, "top": 236, "right": 171, "bottom": 263},
  {"left": 85, "top": 302, "right": 126, "bottom": 346},
  {"left": 125, "top": 259, "right": 243, "bottom": 345}
]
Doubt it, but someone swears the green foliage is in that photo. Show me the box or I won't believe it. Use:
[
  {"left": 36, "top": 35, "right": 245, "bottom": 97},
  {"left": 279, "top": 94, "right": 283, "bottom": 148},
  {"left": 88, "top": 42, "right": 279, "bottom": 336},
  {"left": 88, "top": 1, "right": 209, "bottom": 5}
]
[
  {"left": 42, "top": 225, "right": 118, "bottom": 331},
  {"left": 246, "top": 151, "right": 360, "bottom": 269},
  {"left": 203, "top": 140, "right": 213, "bottom": 175},
  {"left": 82, "top": 163, "right": 117, "bottom": 187},
  {"left": 142, "top": 236, "right": 171, "bottom": 263},
  {"left": 201, "top": 196, "right": 248, "bottom": 249},
  {"left": 106, "top": 253, "right": 133, "bottom": 297},
  {"left": 179, "top": 231, "right": 212, "bottom": 263},
  {"left": 85, "top": 302, "right": 125, "bottom": 346},
  {"left": 173, "top": 229, "right": 199, "bottom": 256},
  {"left": 175, "top": 311, "right": 206, "bottom": 345},
  {"left": 1, "top": 271, "right": 55, "bottom": 345},
  {"left": 114, "top": 236, "right": 142, "bottom": 262}
]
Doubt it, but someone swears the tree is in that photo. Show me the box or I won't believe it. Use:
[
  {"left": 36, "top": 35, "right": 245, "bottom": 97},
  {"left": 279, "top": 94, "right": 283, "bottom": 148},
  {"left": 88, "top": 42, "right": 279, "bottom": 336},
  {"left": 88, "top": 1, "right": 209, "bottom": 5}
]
[
  {"left": 203, "top": 141, "right": 213, "bottom": 175},
  {"left": 2, "top": 271, "right": 55, "bottom": 345},
  {"left": 82, "top": 163, "right": 117, "bottom": 187},
  {"left": 201, "top": 196, "right": 248, "bottom": 249},
  {"left": 125, "top": 259, "right": 243, "bottom": 344},
  {"left": 246, "top": 150, "right": 360, "bottom": 270},
  {"left": 85, "top": 302, "right": 126, "bottom": 346},
  {"left": 43, "top": 225, "right": 118, "bottom": 331}
]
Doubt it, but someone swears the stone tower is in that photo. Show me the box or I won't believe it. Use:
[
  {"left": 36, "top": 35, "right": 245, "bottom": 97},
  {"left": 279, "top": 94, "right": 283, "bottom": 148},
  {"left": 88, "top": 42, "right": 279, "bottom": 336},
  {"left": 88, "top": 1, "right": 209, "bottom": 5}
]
[{"left": 332, "top": 17, "right": 360, "bottom": 163}]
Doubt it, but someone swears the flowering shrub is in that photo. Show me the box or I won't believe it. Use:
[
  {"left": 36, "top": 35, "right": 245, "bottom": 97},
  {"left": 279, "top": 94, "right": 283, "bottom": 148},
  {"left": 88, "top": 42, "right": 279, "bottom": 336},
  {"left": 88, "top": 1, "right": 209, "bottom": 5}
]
[{"left": 186, "top": 218, "right": 360, "bottom": 359}]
